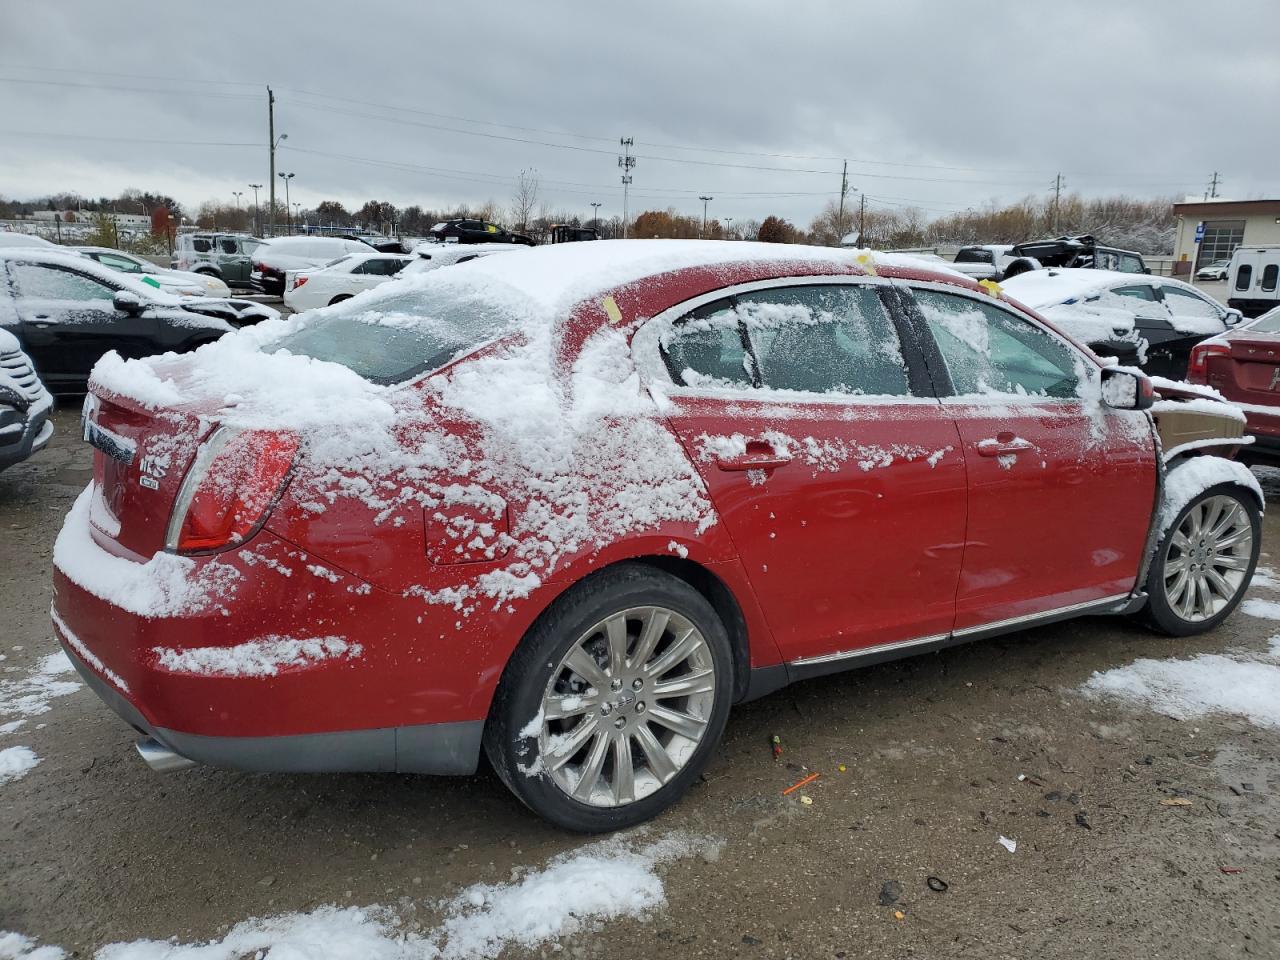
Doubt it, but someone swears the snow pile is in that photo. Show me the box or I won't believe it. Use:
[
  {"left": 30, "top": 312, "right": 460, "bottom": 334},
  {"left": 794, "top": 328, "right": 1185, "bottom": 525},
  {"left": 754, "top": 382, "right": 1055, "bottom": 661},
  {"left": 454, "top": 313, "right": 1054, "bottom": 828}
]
[
  {"left": 0, "top": 652, "right": 79, "bottom": 728},
  {"left": 11, "top": 831, "right": 719, "bottom": 959},
  {"left": 152, "top": 636, "right": 361, "bottom": 677},
  {"left": 1082, "top": 652, "right": 1280, "bottom": 729},
  {"left": 0, "top": 746, "right": 40, "bottom": 785}
]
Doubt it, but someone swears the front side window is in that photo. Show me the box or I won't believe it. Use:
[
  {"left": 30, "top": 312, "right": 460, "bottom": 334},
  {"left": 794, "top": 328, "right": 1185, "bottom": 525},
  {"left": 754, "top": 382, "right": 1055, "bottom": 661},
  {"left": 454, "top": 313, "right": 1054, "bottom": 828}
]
[
  {"left": 955, "top": 248, "right": 994, "bottom": 265},
  {"left": 11, "top": 263, "right": 116, "bottom": 302},
  {"left": 193, "top": 238, "right": 212, "bottom": 253},
  {"left": 1118, "top": 254, "right": 1144, "bottom": 273},
  {"left": 219, "top": 238, "right": 238, "bottom": 254},
  {"left": 1162, "top": 285, "right": 1223, "bottom": 320},
  {"left": 660, "top": 284, "right": 910, "bottom": 397},
  {"left": 98, "top": 253, "right": 143, "bottom": 273},
  {"left": 1111, "top": 284, "right": 1158, "bottom": 302},
  {"left": 913, "top": 288, "right": 1081, "bottom": 399}
]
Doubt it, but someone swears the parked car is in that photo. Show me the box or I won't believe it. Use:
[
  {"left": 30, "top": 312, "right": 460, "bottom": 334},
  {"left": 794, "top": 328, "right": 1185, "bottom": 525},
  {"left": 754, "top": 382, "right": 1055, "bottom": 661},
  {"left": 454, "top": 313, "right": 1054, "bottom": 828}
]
[
  {"left": 0, "top": 249, "right": 276, "bottom": 393},
  {"left": 949, "top": 244, "right": 1016, "bottom": 281},
  {"left": 283, "top": 252, "right": 412, "bottom": 311},
  {"left": 0, "top": 327, "right": 54, "bottom": 472},
  {"left": 1227, "top": 245, "right": 1280, "bottom": 317},
  {"left": 1187, "top": 305, "right": 1280, "bottom": 465},
  {"left": 1004, "top": 235, "right": 1149, "bottom": 278},
  {"left": 428, "top": 218, "right": 535, "bottom": 246},
  {"left": 251, "top": 236, "right": 375, "bottom": 296},
  {"left": 348, "top": 234, "right": 405, "bottom": 254},
  {"left": 399, "top": 241, "right": 524, "bottom": 278},
  {"left": 550, "top": 225, "right": 599, "bottom": 244},
  {"left": 74, "top": 246, "right": 232, "bottom": 297},
  {"left": 1002, "top": 268, "right": 1240, "bottom": 378},
  {"left": 1195, "top": 259, "right": 1232, "bottom": 282},
  {"left": 57, "top": 241, "right": 1259, "bottom": 832},
  {"left": 0, "top": 232, "right": 57, "bottom": 249},
  {"left": 172, "top": 233, "right": 261, "bottom": 288}
]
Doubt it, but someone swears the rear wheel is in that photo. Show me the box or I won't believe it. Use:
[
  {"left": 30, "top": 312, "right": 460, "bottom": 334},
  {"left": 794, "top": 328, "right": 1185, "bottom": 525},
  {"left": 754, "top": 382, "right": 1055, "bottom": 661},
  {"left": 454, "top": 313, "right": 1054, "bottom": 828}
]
[
  {"left": 484, "top": 563, "right": 732, "bottom": 832},
  {"left": 1139, "top": 482, "right": 1260, "bottom": 635}
]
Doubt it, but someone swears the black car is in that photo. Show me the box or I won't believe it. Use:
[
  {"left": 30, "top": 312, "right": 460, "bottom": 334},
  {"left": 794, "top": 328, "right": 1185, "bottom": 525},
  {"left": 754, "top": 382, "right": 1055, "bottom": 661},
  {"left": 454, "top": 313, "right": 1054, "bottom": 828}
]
[
  {"left": 0, "top": 328, "right": 53, "bottom": 472},
  {"left": 0, "top": 250, "right": 276, "bottom": 394},
  {"left": 1006, "top": 235, "right": 1149, "bottom": 278},
  {"left": 428, "top": 219, "right": 535, "bottom": 246}
]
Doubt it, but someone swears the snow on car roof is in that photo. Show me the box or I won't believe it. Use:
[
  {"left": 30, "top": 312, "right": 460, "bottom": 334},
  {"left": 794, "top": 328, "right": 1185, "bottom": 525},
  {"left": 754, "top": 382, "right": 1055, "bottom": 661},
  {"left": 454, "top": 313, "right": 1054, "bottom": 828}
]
[
  {"left": 1002, "top": 267, "right": 1157, "bottom": 309},
  {"left": 0, "top": 247, "right": 185, "bottom": 302}
]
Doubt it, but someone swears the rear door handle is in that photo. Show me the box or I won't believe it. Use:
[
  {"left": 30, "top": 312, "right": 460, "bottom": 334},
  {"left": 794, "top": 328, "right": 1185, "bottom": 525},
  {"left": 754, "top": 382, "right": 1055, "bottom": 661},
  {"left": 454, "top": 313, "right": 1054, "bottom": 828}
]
[
  {"left": 715, "top": 441, "right": 792, "bottom": 472},
  {"left": 976, "top": 434, "right": 1035, "bottom": 457}
]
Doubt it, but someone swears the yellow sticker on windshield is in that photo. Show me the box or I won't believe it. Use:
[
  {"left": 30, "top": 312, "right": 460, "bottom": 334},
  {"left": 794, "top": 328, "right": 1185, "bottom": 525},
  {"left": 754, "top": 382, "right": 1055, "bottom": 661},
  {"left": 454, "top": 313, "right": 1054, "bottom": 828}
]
[
  {"left": 979, "top": 279, "right": 1003, "bottom": 297},
  {"left": 855, "top": 253, "right": 878, "bottom": 277},
  {"left": 602, "top": 295, "right": 624, "bottom": 325}
]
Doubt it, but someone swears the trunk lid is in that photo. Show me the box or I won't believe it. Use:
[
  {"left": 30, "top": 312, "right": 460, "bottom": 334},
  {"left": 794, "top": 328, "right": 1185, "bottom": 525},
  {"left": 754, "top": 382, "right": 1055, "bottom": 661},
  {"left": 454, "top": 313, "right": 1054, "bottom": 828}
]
[
  {"left": 86, "top": 389, "right": 211, "bottom": 558},
  {"left": 1217, "top": 332, "right": 1280, "bottom": 405}
]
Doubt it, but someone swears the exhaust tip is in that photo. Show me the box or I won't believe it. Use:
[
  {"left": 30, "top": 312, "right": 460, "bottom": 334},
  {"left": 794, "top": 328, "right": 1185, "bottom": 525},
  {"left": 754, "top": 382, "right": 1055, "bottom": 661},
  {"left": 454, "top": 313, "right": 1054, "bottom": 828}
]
[{"left": 135, "top": 737, "right": 198, "bottom": 773}]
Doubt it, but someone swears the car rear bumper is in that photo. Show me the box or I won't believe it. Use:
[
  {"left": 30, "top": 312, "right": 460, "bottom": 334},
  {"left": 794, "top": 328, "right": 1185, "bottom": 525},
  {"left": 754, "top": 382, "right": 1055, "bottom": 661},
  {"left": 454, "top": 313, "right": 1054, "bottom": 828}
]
[
  {"left": 0, "top": 396, "right": 54, "bottom": 471},
  {"left": 50, "top": 486, "right": 491, "bottom": 774}
]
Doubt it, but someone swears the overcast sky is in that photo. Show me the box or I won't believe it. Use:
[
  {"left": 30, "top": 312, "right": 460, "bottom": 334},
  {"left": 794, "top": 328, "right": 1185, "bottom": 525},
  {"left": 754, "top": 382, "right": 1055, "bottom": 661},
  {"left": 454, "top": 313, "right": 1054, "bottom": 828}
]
[{"left": 2, "top": 0, "right": 1278, "bottom": 228}]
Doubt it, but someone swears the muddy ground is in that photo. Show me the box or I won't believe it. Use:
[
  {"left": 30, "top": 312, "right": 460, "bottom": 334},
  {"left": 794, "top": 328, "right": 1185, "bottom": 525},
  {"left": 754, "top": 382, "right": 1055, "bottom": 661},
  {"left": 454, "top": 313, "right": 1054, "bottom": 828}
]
[{"left": 1, "top": 408, "right": 1277, "bottom": 958}]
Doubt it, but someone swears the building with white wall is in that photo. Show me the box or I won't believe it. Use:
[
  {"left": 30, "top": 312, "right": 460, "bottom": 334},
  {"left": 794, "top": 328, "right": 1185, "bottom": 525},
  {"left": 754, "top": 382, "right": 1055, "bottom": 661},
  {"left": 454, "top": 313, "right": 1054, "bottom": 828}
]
[{"left": 1172, "top": 198, "right": 1280, "bottom": 276}]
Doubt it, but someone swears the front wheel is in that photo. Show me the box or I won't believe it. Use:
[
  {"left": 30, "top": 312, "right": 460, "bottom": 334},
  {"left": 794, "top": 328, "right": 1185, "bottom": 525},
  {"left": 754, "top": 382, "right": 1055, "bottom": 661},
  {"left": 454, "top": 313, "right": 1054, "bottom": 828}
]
[
  {"left": 484, "top": 564, "right": 733, "bottom": 832},
  {"left": 1139, "top": 481, "right": 1260, "bottom": 635}
]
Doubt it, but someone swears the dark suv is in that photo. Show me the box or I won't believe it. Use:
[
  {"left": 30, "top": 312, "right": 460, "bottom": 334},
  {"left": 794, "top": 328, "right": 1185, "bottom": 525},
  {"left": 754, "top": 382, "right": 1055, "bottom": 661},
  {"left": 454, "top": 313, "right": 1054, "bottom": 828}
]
[{"left": 428, "top": 219, "right": 535, "bottom": 246}]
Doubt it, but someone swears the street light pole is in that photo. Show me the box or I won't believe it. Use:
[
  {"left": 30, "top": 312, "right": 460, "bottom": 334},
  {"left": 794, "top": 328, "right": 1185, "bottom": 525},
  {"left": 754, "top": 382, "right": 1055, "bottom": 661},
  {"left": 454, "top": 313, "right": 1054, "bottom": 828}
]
[
  {"left": 278, "top": 172, "right": 295, "bottom": 233},
  {"left": 725, "top": 217, "right": 734, "bottom": 240},
  {"left": 248, "top": 184, "right": 262, "bottom": 236},
  {"left": 590, "top": 202, "right": 602, "bottom": 233},
  {"left": 699, "top": 196, "right": 713, "bottom": 237}
]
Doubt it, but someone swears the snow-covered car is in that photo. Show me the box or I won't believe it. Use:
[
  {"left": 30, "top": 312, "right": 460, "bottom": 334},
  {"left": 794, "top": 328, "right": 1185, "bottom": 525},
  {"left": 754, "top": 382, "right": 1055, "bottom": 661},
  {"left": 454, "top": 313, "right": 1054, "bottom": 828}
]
[
  {"left": 251, "top": 236, "right": 375, "bottom": 296},
  {"left": 1002, "top": 268, "right": 1241, "bottom": 379},
  {"left": 0, "top": 327, "right": 54, "bottom": 472},
  {"left": 283, "top": 252, "right": 412, "bottom": 312},
  {"left": 1195, "top": 259, "right": 1231, "bottom": 282},
  {"left": 0, "top": 249, "right": 277, "bottom": 392},
  {"left": 400, "top": 241, "right": 526, "bottom": 278},
  {"left": 0, "top": 232, "right": 57, "bottom": 249},
  {"left": 74, "top": 246, "right": 232, "bottom": 298},
  {"left": 57, "top": 240, "right": 1261, "bottom": 832},
  {"left": 950, "top": 244, "right": 1016, "bottom": 281},
  {"left": 172, "top": 233, "right": 261, "bottom": 288}
]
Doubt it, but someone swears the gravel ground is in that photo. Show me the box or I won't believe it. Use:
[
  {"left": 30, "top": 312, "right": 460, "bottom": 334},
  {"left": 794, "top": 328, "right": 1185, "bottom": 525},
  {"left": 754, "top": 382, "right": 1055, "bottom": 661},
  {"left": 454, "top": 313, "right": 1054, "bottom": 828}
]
[{"left": 1, "top": 409, "right": 1278, "bottom": 959}]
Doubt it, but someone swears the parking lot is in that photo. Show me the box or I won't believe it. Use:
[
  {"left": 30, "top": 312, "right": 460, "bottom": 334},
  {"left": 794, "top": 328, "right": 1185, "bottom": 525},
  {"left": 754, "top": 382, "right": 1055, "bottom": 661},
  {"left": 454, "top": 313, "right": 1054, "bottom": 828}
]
[{"left": 2, "top": 407, "right": 1278, "bottom": 958}]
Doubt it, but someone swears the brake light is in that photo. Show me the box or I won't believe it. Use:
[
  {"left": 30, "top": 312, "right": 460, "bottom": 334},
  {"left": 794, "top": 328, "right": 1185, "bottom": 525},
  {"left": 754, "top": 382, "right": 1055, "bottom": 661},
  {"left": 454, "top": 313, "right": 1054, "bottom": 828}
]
[
  {"left": 1186, "top": 341, "right": 1230, "bottom": 383},
  {"left": 166, "top": 427, "right": 299, "bottom": 554},
  {"left": 292, "top": 275, "right": 308, "bottom": 290}
]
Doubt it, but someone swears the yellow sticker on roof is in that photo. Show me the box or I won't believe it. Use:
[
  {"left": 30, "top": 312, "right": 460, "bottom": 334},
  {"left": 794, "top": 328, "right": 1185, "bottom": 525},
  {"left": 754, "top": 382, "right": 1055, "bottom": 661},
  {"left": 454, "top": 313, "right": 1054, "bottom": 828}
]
[
  {"left": 855, "top": 253, "right": 878, "bottom": 277},
  {"left": 602, "top": 296, "right": 624, "bottom": 325},
  {"left": 978, "top": 279, "right": 1003, "bottom": 297}
]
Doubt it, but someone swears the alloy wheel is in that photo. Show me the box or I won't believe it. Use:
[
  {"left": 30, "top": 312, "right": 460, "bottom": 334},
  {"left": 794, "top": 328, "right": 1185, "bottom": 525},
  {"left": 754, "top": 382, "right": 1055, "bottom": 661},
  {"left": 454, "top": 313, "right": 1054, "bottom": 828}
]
[
  {"left": 535, "top": 606, "right": 717, "bottom": 807},
  {"left": 1163, "top": 494, "right": 1253, "bottom": 622}
]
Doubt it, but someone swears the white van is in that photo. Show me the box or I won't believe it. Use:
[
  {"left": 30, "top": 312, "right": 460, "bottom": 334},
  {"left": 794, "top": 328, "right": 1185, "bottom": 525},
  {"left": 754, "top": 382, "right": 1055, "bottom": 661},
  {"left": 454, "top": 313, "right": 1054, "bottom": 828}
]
[{"left": 1228, "top": 245, "right": 1280, "bottom": 318}]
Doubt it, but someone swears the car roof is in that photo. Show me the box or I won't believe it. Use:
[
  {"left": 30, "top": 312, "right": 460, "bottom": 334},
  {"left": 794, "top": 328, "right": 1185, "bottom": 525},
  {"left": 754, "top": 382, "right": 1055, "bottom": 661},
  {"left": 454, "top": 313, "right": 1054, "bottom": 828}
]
[
  {"left": 1002, "top": 267, "right": 1166, "bottom": 308},
  {"left": 0, "top": 248, "right": 184, "bottom": 301},
  {"left": 0, "top": 232, "right": 57, "bottom": 248}
]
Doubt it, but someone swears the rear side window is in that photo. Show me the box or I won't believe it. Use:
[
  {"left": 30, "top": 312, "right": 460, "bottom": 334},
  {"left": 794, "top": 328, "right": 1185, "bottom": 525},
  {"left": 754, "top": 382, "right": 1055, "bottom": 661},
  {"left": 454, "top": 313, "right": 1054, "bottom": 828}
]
[
  {"left": 661, "top": 284, "right": 911, "bottom": 397},
  {"left": 1118, "top": 254, "right": 1144, "bottom": 273},
  {"left": 193, "top": 238, "right": 212, "bottom": 253},
  {"left": 913, "top": 288, "right": 1080, "bottom": 399},
  {"left": 1111, "top": 284, "right": 1158, "bottom": 301},
  {"left": 219, "top": 238, "right": 238, "bottom": 254},
  {"left": 1236, "top": 265, "right": 1253, "bottom": 290},
  {"left": 1262, "top": 264, "right": 1279, "bottom": 293}
]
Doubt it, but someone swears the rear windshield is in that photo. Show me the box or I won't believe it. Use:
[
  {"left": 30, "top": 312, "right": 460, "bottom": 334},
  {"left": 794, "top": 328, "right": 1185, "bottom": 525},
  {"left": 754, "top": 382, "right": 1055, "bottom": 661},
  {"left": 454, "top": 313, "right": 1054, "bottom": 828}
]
[
  {"left": 268, "top": 285, "right": 521, "bottom": 384},
  {"left": 1249, "top": 308, "right": 1280, "bottom": 333}
]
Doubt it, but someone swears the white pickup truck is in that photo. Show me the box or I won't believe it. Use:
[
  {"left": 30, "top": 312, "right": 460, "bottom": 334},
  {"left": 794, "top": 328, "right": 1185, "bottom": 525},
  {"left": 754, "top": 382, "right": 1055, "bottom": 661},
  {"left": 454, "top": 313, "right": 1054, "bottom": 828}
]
[{"left": 949, "top": 244, "right": 1017, "bottom": 280}]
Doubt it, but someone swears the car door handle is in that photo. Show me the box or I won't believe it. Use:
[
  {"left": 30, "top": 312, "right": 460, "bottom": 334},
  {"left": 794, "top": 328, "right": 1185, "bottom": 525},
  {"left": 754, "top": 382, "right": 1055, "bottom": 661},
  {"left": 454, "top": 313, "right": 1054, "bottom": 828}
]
[
  {"left": 715, "top": 444, "right": 792, "bottom": 472},
  {"left": 976, "top": 434, "right": 1035, "bottom": 457}
]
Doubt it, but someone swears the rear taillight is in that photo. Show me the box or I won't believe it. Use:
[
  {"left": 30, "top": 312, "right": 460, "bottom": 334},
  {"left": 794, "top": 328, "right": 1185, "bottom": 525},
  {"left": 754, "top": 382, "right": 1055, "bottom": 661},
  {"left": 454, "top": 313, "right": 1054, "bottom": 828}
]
[
  {"left": 253, "top": 261, "right": 267, "bottom": 273},
  {"left": 292, "top": 275, "right": 308, "bottom": 290},
  {"left": 1186, "top": 341, "right": 1230, "bottom": 383},
  {"left": 166, "top": 427, "right": 299, "bottom": 554}
]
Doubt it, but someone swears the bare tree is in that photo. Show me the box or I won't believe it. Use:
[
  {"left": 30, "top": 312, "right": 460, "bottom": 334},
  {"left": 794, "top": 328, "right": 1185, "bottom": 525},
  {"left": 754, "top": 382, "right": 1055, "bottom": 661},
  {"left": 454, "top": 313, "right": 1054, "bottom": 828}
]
[{"left": 510, "top": 169, "right": 540, "bottom": 232}]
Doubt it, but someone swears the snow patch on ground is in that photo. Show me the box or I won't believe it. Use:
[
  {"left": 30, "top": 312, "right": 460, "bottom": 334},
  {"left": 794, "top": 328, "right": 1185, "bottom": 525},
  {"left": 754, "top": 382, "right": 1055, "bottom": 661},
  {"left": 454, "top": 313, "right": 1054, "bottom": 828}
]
[
  {"left": 152, "top": 637, "right": 361, "bottom": 678},
  {"left": 4, "top": 831, "right": 719, "bottom": 959},
  {"left": 0, "top": 651, "right": 79, "bottom": 726},
  {"left": 1241, "top": 598, "right": 1280, "bottom": 620},
  {"left": 0, "top": 746, "right": 40, "bottom": 785}
]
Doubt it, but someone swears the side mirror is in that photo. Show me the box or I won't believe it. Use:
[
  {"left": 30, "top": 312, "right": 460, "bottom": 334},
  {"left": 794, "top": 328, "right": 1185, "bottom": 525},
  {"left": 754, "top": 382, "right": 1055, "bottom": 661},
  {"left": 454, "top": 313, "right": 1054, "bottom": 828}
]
[
  {"left": 1100, "top": 366, "right": 1154, "bottom": 411},
  {"left": 1224, "top": 307, "right": 1244, "bottom": 326},
  {"left": 113, "top": 290, "right": 143, "bottom": 315}
]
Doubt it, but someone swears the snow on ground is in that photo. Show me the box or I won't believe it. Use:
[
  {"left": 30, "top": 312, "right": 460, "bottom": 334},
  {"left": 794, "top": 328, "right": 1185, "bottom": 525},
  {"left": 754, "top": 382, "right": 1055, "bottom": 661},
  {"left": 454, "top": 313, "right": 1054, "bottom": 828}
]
[
  {"left": 1241, "top": 598, "right": 1280, "bottom": 620},
  {"left": 0, "top": 651, "right": 80, "bottom": 733},
  {"left": 0, "top": 832, "right": 720, "bottom": 960},
  {"left": 0, "top": 745, "right": 40, "bottom": 785}
]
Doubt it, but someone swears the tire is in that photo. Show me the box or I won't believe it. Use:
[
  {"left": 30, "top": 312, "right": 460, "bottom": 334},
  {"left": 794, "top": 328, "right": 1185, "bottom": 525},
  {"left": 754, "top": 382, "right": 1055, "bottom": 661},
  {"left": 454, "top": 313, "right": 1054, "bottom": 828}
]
[
  {"left": 328, "top": 295, "right": 352, "bottom": 306},
  {"left": 1002, "top": 256, "right": 1040, "bottom": 279},
  {"left": 195, "top": 268, "right": 220, "bottom": 278},
  {"left": 484, "top": 563, "right": 733, "bottom": 833},
  {"left": 1138, "top": 481, "right": 1260, "bottom": 636}
]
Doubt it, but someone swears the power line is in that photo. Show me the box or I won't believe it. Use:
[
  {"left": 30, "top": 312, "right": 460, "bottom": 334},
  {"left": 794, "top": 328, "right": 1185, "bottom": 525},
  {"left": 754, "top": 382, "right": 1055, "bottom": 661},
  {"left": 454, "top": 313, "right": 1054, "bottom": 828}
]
[
  {"left": 5, "top": 130, "right": 260, "bottom": 147},
  {"left": 0, "top": 75, "right": 259, "bottom": 100}
]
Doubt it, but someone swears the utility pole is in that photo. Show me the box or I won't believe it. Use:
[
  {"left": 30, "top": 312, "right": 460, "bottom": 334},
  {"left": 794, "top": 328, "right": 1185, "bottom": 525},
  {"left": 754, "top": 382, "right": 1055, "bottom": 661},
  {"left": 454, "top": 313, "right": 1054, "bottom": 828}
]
[
  {"left": 248, "top": 183, "right": 262, "bottom": 236},
  {"left": 618, "top": 137, "right": 636, "bottom": 238},
  {"left": 267, "top": 87, "right": 276, "bottom": 235},
  {"left": 858, "top": 193, "right": 866, "bottom": 244},
  {"left": 838, "top": 159, "right": 849, "bottom": 227},
  {"left": 699, "top": 195, "right": 713, "bottom": 237},
  {"left": 1051, "top": 173, "right": 1064, "bottom": 234},
  {"left": 1206, "top": 171, "right": 1221, "bottom": 200},
  {"left": 590, "top": 201, "right": 601, "bottom": 233},
  {"left": 278, "top": 172, "right": 295, "bottom": 233}
]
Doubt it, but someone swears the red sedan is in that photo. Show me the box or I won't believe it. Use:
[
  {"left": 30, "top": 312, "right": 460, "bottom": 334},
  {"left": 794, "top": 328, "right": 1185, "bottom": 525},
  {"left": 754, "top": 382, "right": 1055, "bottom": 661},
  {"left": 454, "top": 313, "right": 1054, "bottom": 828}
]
[
  {"left": 1187, "top": 306, "right": 1280, "bottom": 464},
  {"left": 53, "top": 241, "right": 1263, "bottom": 831}
]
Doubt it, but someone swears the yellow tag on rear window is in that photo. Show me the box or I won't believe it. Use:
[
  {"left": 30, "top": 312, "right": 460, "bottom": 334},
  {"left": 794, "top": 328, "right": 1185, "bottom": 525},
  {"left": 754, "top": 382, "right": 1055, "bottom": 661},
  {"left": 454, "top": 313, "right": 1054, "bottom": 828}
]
[{"left": 602, "top": 296, "right": 623, "bottom": 325}]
